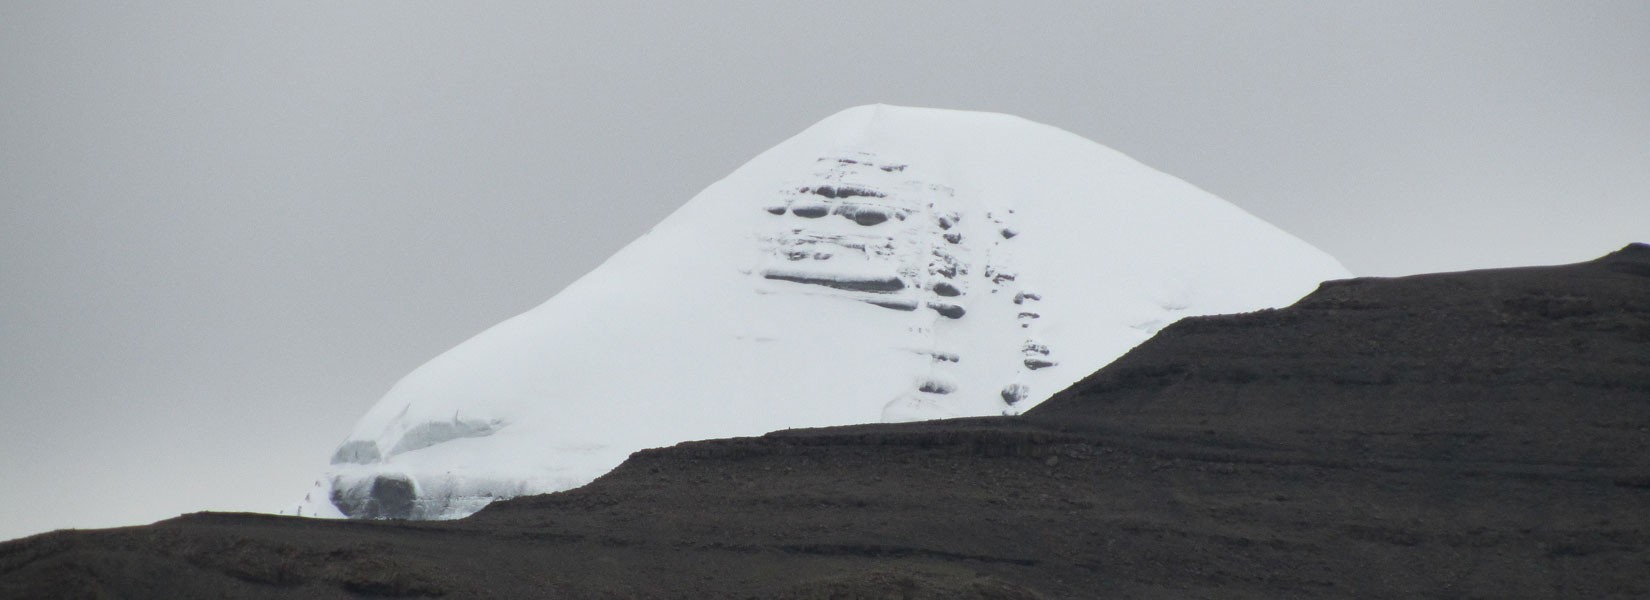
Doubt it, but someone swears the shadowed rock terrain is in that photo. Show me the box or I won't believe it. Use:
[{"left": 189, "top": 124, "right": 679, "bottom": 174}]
[{"left": 3, "top": 244, "right": 1646, "bottom": 599}]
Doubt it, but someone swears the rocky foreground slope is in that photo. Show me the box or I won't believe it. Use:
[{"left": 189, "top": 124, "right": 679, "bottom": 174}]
[{"left": 3, "top": 244, "right": 1646, "bottom": 599}]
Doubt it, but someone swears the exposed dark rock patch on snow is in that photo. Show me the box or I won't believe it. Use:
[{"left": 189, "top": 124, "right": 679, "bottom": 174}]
[
  {"left": 1000, "top": 383, "right": 1029, "bottom": 405},
  {"left": 927, "top": 302, "right": 966, "bottom": 319},
  {"left": 329, "top": 475, "right": 419, "bottom": 520},
  {"left": 799, "top": 184, "right": 886, "bottom": 199},
  {"left": 864, "top": 298, "right": 919, "bottom": 311},
  {"left": 5, "top": 245, "right": 1647, "bottom": 599},
  {"left": 927, "top": 351, "right": 960, "bottom": 363},
  {"left": 832, "top": 203, "right": 896, "bottom": 226},
  {"left": 917, "top": 380, "right": 955, "bottom": 394},
  {"left": 763, "top": 270, "right": 906, "bottom": 293},
  {"left": 789, "top": 204, "right": 829, "bottom": 218}
]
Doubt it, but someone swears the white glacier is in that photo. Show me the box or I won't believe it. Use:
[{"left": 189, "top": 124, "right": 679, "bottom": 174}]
[{"left": 288, "top": 105, "right": 1352, "bottom": 520}]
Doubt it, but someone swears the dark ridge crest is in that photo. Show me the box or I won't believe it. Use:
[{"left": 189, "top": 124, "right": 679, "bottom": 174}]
[{"left": 5, "top": 245, "right": 1647, "bottom": 599}]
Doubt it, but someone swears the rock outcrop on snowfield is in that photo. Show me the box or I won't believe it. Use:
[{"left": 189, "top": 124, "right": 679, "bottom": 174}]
[{"left": 290, "top": 105, "right": 1350, "bottom": 520}]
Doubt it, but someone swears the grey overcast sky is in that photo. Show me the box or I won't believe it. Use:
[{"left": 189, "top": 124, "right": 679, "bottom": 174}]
[{"left": 1, "top": 1, "right": 1645, "bottom": 541}]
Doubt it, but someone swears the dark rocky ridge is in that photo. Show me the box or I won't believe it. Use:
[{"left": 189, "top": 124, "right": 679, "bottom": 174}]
[{"left": 2, "top": 244, "right": 1646, "bottom": 599}]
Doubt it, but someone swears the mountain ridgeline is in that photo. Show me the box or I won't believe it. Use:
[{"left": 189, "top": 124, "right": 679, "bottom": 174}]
[{"left": 3, "top": 244, "right": 1645, "bottom": 598}]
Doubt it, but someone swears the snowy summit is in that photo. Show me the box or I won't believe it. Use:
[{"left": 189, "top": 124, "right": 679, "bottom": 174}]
[{"left": 290, "top": 105, "right": 1351, "bottom": 520}]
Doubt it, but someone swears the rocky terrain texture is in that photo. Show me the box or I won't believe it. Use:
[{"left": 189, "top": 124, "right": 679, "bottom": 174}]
[{"left": 3, "top": 244, "right": 1646, "bottom": 599}]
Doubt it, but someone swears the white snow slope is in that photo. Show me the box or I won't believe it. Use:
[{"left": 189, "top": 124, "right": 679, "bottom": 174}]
[{"left": 289, "top": 105, "right": 1351, "bottom": 520}]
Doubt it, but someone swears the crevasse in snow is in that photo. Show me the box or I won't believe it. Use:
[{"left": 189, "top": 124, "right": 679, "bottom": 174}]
[{"left": 288, "top": 105, "right": 1351, "bottom": 520}]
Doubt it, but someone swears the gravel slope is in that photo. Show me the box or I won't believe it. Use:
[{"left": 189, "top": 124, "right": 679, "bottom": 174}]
[{"left": 3, "top": 244, "right": 1645, "bottom": 599}]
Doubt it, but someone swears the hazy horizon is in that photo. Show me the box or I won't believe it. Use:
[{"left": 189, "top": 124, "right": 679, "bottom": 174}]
[{"left": 2, "top": 1, "right": 1646, "bottom": 541}]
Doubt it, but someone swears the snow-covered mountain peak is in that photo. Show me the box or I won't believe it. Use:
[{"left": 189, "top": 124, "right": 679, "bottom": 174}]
[{"left": 289, "top": 105, "right": 1350, "bottom": 520}]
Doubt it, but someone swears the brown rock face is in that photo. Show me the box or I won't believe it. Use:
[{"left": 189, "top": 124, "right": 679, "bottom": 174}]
[{"left": 3, "top": 244, "right": 1647, "bottom": 599}]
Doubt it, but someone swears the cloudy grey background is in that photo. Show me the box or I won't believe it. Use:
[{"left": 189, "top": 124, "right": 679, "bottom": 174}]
[{"left": 1, "top": 1, "right": 1645, "bottom": 541}]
